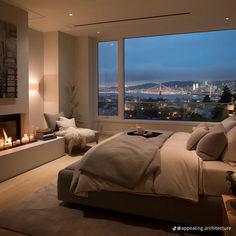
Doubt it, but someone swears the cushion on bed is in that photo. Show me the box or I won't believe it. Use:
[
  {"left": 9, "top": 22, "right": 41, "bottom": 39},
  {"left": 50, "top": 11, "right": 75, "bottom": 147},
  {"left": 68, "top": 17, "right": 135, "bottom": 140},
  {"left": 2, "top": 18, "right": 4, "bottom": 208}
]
[
  {"left": 44, "top": 112, "right": 64, "bottom": 131},
  {"left": 192, "top": 122, "right": 207, "bottom": 131},
  {"left": 196, "top": 122, "right": 208, "bottom": 128},
  {"left": 56, "top": 117, "right": 76, "bottom": 131},
  {"left": 221, "top": 116, "right": 236, "bottom": 133},
  {"left": 222, "top": 126, "right": 236, "bottom": 163},
  {"left": 196, "top": 124, "right": 227, "bottom": 161},
  {"left": 186, "top": 126, "right": 209, "bottom": 150}
]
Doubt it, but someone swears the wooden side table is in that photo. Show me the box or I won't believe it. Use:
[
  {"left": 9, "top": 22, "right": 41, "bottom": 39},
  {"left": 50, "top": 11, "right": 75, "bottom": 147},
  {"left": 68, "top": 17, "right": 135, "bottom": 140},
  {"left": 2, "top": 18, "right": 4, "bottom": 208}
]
[{"left": 222, "top": 194, "right": 236, "bottom": 236}]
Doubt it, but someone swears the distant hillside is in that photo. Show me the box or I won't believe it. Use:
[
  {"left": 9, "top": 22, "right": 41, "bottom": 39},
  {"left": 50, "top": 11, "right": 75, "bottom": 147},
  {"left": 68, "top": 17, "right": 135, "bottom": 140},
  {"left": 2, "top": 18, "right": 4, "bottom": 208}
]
[
  {"left": 126, "top": 81, "right": 197, "bottom": 90},
  {"left": 126, "top": 80, "right": 236, "bottom": 90},
  {"left": 163, "top": 81, "right": 198, "bottom": 87},
  {"left": 127, "top": 83, "right": 158, "bottom": 90}
]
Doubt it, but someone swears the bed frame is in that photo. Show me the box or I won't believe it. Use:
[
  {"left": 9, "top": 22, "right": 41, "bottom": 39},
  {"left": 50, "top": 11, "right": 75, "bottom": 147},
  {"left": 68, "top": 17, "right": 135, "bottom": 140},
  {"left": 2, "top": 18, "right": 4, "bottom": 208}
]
[
  {"left": 57, "top": 161, "right": 223, "bottom": 226},
  {"left": 58, "top": 162, "right": 223, "bottom": 226}
]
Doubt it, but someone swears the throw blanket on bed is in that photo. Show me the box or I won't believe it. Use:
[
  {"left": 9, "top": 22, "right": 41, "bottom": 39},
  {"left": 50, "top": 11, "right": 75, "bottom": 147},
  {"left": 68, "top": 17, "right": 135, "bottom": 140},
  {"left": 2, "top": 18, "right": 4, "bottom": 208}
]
[{"left": 73, "top": 131, "right": 173, "bottom": 189}]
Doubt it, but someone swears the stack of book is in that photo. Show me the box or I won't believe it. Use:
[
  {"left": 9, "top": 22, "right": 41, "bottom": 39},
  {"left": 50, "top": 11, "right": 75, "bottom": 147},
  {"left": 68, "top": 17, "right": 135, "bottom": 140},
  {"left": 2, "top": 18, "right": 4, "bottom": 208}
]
[{"left": 35, "top": 128, "right": 56, "bottom": 141}]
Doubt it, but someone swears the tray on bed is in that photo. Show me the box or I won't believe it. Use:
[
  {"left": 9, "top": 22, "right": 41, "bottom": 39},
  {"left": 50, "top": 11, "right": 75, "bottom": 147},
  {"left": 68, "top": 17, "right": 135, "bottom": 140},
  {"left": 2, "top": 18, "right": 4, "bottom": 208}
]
[{"left": 127, "top": 130, "right": 162, "bottom": 138}]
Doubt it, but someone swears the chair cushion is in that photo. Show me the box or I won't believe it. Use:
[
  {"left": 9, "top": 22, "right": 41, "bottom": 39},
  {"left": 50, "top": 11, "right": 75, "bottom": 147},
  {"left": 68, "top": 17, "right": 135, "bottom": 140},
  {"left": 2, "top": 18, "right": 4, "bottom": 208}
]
[
  {"left": 56, "top": 117, "right": 76, "bottom": 131},
  {"left": 44, "top": 112, "right": 64, "bottom": 131}
]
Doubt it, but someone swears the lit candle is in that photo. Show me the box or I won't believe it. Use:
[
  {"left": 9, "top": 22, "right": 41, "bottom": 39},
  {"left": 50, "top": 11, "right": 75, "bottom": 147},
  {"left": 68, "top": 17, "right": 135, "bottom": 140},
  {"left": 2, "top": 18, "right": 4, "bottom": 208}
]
[
  {"left": 22, "top": 134, "right": 30, "bottom": 144},
  {"left": 16, "top": 139, "right": 21, "bottom": 145},
  {"left": 29, "top": 134, "right": 35, "bottom": 142},
  {"left": 12, "top": 141, "right": 17, "bottom": 146},
  {"left": 25, "top": 134, "right": 29, "bottom": 143},
  {"left": 0, "top": 139, "right": 4, "bottom": 150}
]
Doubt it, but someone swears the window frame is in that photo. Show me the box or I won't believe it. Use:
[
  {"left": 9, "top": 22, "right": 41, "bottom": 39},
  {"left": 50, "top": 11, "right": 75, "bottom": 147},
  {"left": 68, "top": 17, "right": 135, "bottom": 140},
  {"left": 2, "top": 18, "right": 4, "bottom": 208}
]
[
  {"left": 96, "top": 39, "right": 122, "bottom": 120},
  {"left": 96, "top": 29, "right": 236, "bottom": 123}
]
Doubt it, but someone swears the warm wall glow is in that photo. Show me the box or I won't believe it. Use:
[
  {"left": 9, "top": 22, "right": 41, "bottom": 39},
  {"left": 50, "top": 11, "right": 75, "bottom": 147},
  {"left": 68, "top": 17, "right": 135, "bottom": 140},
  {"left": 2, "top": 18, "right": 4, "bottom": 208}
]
[{"left": 29, "top": 80, "right": 39, "bottom": 91}]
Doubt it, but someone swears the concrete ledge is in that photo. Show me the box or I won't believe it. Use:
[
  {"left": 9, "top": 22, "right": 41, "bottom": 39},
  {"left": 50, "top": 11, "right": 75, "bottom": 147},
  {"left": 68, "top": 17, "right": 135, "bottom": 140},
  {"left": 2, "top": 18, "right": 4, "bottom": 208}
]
[{"left": 0, "top": 137, "right": 65, "bottom": 182}]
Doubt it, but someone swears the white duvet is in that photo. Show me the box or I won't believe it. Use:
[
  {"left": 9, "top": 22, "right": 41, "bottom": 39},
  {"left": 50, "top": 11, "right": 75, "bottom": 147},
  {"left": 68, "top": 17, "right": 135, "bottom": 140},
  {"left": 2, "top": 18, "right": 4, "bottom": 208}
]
[
  {"left": 72, "top": 132, "right": 203, "bottom": 202},
  {"left": 154, "top": 132, "right": 202, "bottom": 202}
]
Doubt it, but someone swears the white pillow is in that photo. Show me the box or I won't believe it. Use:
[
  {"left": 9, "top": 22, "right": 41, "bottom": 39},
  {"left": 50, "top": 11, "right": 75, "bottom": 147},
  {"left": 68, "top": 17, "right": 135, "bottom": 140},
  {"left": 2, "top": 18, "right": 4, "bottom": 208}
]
[
  {"left": 59, "top": 116, "right": 70, "bottom": 121},
  {"left": 223, "top": 126, "right": 236, "bottom": 163},
  {"left": 56, "top": 118, "right": 76, "bottom": 130}
]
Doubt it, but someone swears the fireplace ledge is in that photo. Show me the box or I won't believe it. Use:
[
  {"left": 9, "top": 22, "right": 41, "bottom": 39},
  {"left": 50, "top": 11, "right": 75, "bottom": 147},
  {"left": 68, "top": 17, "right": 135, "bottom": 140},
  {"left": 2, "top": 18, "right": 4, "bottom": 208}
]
[{"left": 0, "top": 137, "right": 65, "bottom": 182}]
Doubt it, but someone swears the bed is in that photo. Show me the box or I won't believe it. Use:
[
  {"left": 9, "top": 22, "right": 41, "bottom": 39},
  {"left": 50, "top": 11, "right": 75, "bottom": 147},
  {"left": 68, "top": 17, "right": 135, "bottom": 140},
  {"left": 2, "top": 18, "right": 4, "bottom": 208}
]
[{"left": 58, "top": 117, "right": 236, "bottom": 226}]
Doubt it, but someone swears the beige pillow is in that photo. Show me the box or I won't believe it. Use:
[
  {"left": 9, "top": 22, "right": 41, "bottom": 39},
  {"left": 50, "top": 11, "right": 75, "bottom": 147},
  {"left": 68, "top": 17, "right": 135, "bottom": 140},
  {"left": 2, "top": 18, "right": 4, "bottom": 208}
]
[
  {"left": 192, "top": 122, "right": 207, "bottom": 131},
  {"left": 56, "top": 117, "right": 76, "bottom": 130},
  {"left": 209, "top": 123, "right": 225, "bottom": 132},
  {"left": 186, "top": 126, "right": 209, "bottom": 150},
  {"left": 221, "top": 116, "right": 236, "bottom": 133},
  {"left": 196, "top": 124, "right": 227, "bottom": 161},
  {"left": 44, "top": 112, "right": 64, "bottom": 131},
  {"left": 222, "top": 126, "right": 236, "bottom": 163}
]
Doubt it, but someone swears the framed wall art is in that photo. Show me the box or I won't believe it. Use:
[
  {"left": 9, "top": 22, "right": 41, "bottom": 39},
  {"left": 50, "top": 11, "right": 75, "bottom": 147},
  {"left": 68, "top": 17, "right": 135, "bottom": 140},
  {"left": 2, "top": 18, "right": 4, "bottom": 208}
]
[{"left": 0, "top": 19, "right": 17, "bottom": 98}]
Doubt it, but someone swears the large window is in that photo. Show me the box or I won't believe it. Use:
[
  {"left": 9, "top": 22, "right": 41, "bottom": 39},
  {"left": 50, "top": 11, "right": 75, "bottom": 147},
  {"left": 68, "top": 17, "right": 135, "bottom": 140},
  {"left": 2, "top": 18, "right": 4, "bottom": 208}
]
[
  {"left": 124, "top": 30, "right": 236, "bottom": 121},
  {"left": 98, "top": 41, "right": 118, "bottom": 116}
]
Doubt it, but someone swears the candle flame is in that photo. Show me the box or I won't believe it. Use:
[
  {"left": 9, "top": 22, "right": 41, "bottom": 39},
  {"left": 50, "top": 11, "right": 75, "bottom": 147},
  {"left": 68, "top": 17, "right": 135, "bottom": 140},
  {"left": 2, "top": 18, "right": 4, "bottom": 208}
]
[{"left": 0, "top": 129, "right": 12, "bottom": 147}]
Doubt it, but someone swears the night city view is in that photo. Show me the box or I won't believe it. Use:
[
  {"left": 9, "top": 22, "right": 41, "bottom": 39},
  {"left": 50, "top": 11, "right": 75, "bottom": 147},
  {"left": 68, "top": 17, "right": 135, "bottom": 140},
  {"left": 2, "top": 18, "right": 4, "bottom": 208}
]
[{"left": 98, "top": 29, "right": 236, "bottom": 121}]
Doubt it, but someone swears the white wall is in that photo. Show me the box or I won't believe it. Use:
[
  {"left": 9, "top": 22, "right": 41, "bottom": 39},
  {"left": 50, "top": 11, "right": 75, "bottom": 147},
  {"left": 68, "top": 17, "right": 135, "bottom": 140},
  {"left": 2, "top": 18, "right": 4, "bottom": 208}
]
[
  {"left": 28, "top": 29, "right": 44, "bottom": 130},
  {"left": 74, "top": 36, "right": 96, "bottom": 128},
  {"left": 28, "top": 31, "right": 78, "bottom": 129},
  {"left": 0, "top": 1, "right": 29, "bottom": 133},
  {"left": 58, "top": 32, "right": 76, "bottom": 117},
  {"left": 43, "top": 32, "right": 59, "bottom": 114}
]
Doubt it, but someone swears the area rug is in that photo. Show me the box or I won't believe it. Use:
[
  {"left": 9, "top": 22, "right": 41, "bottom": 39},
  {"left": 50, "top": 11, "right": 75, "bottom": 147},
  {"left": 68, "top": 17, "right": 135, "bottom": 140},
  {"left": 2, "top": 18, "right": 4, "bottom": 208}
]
[{"left": 0, "top": 181, "right": 216, "bottom": 236}]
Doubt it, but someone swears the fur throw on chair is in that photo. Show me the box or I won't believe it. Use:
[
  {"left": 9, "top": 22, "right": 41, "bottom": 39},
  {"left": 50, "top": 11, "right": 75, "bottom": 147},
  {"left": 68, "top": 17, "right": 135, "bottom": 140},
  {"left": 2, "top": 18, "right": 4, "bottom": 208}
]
[{"left": 56, "top": 127, "right": 96, "bottom": 154}]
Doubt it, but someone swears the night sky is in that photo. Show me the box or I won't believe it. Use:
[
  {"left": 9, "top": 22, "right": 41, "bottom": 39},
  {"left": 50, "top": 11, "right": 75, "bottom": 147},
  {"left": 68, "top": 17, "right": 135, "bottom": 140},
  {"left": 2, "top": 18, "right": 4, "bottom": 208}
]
[{"left": 98, "top": 29, "right": 236, "bottom": 87}]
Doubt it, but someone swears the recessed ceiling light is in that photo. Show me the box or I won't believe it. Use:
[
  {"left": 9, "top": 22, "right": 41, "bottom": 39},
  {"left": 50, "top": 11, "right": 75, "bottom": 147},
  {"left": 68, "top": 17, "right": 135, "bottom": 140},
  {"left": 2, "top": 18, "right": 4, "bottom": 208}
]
[
  {"left": 69, "top": 13, "right": 73, "bottom": 16},
  {"left": 97, "top": 31, "right": 100, "bottom": 34},
  {"left": 225, "top": 17, "right": 230, "bottom": 21}
]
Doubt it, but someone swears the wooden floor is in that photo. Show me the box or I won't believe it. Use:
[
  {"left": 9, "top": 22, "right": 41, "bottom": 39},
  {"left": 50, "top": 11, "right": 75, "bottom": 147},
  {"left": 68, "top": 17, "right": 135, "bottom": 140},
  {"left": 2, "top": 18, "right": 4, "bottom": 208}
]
[{"left": 0, "top": 135, "right": 110, "bottom": 236}]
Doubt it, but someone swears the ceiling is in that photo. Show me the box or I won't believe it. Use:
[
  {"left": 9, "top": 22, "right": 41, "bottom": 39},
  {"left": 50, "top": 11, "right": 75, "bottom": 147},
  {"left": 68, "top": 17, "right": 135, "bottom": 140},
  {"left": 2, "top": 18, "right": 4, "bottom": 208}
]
[{"left": 3, "top": 0, "right": 236, "bottom": 39}]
